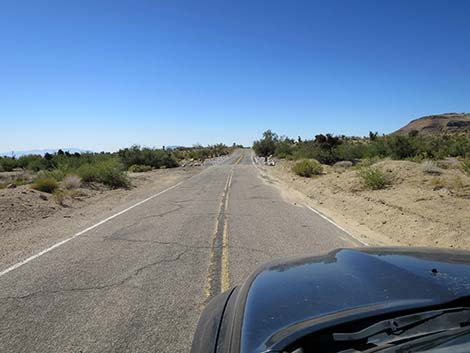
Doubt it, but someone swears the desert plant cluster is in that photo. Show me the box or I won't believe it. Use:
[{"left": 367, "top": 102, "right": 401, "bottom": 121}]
[
  {"left": 254, "top": 130, "right": 470, "bottom": 191},
  {"left": 0, "top": 144, "right": 236, "bottom": 193},
  {"left": 253, "top": 130, "right": 470, "bottom": 164}
]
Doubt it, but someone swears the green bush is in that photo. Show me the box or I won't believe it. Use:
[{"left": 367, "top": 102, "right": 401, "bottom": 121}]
[
  {"left": 292, "top": 160, "right": 323, "bottom": 177},
  {"left": 128, "top": 164, "right": 152, "bottom": 172},
  {"left": 118, "top": 145, "right": 179, "bottom": 169},
  {"left": 77, "top": 160, "right": 129, "bottom": 188},
  {"left": 357, "top": 167, "right": 389, "bottom": 190},
  {"left": 461, "top": 159, "right": 470, "bottom": 176},
  {"left": 31, "top": 176, "right": 59, "bottom": 193},
  {"left": 0, "top": 157, "right": 18, "bottom": 172},
  {"left": 36, "top": 169, "right": 65, "bottom": 181}
]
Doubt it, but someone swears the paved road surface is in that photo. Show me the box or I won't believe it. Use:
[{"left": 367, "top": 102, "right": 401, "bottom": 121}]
[{"left": 0, "top": 149, "right": 360, "bottom": 353}]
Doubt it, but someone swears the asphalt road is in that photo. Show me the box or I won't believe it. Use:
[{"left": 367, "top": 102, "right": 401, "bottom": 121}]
[{"left": 0, "top": 149, "right": 360, "bottom": 353}]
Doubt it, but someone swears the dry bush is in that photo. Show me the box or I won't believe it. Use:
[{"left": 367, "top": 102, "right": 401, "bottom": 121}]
[
  {"left": 422, "top": 160, "right": 440, "bottom": 175},
  {"left": 63, "top": 174, "right": 81, "bottom": 189},
  {"left": 53, "top": 190, "right": 67, "bottom": 205},
  {"left": 461, "top": 159, "right": 470, "bottom": 176}
]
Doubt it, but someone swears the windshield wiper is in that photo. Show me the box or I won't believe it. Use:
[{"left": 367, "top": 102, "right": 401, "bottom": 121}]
[
  {"left": 333, "top": 307, "right": 469, "bottom": 342},
  {"left": 371, "top": 325, "right": 470, "bottom": 353}
]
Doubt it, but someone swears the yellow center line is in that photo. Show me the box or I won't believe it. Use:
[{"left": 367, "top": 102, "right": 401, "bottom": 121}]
[
  {"left": 221, "top": 220, "right": 230, "bottom": 292},
  {"left": 204, "top": 153, "right": 243, "bottom": 299}
]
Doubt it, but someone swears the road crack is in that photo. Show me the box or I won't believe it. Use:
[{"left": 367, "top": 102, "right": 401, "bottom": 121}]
[{"left": 0, "top": 250, "right": 188, "bottom": 302}]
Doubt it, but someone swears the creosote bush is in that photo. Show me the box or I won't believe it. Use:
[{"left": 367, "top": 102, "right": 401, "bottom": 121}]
[
  {"left": 128, "top": 164, "right": 152, "bottom": 173},
  {"left": 292, "top": 160, "right": 323, "bottom": 177},
  {"left": 31, "top": 176, "right": 59, "bottom": 193},
  {"left": 461, "top": 159, "right": 470, "bottom": 176},
  {"left": 78, "top": 160, "right": 129, "bottom": 189},
  {"left": 357, "top": 167, "right": 389, "bottom": 190}
]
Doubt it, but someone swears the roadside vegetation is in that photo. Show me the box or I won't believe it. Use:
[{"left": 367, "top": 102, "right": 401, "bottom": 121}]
[
  {"left": 357, "top": 166, "right": 390, "bottom": 190},
  {"left": 254, "top": 130, "right": 470, "bottom": 191},
  {"left": 253, "top": 130, "right": 470, "bottom": 164},
  {"left": 0, "top": 144, "right": 236, "bottom": 194},
  {"left": 292, "top": 159, "right": 323, "bottom": 177}
]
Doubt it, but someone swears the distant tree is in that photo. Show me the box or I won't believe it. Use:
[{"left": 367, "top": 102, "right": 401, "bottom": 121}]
[
  {"left": 253, "top": 130, "right": 278, "bottom": 160},
  {"left": 408, "top": 130, "right": 419, "bottom": 137},
  {"left": 57, "top": 149, "right": 65, "bottom": 155}
]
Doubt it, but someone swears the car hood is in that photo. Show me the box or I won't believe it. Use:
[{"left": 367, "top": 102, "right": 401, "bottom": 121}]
[{"left": 238, "top": 247, "right": 470, "bottom": 353}]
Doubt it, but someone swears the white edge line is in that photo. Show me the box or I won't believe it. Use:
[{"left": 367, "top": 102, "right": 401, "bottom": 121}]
[
  {"left": 0, "top": 180, "right": 184, "bottom": 278},
  {"left": 250, "top": 151, "right": 367, "bottom": 246},
  {"left": 304, "top": 205, "right": 369, "bottom": 247}
]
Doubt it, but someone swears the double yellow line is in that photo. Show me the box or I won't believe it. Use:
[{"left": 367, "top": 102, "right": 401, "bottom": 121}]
[{"left": 204, "top": 154, "right": 242, "bottom": 299}]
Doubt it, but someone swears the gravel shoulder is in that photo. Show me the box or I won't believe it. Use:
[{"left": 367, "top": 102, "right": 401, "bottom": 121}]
[
  {"left": 259, "top": 159, "right": 470, "bottom": 249},
  {"left": 0, "top": 167, "right": 203, "bottom": 271}
]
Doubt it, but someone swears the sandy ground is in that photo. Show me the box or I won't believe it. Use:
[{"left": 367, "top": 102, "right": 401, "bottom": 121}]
[
  {"left": 0, "top": 167, "right": 202, "bottom": 270},
  {"left": 260, "top": 159, "right": 470, "bottom": 249}
]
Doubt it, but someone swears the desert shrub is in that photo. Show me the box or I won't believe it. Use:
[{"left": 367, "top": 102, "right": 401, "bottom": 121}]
[
  {"left": 355, "top": 157, "right": 380, "bottom": 169},
  {"left": 422, "top": 160, "right": 440, "bottom": 175},
  {"left": 128, "top": 164, "right": 152, "bottom": 173},
  {"left": 430, "top": 177, "right": 445, "bottom": 189},
  {"left": 77, "top": 163, "right": 99, "bottom": 183},
  {"left": 292, "top": 160, "right": 323, "bottom": 177},
  {"left": 118, "top": 145, "right": 178, "bottom": 169},
  {"left": 461, "top": 159, "right": 470, "bottom": 176},
  {"left": 78, "top": 160, "right": 129, "bottom": 188},
  {"left": 31, "top": 176, "right": 59, "bottom": 193},
  {"left": 357, "top": 167, "right": 389, "bottom": 190},
  {"left": 36, "top": 169, "right": 65, "bottom": 181},
  {"left": 63, "top": 174, "right": 81, "bottom": 189},
  {"left": 98, "top": 165, "right": 129, "bottom": 189},
  {"left": 17, "top": 155, "right": 47, "bottom": 171},
  {"left": 0, "top": 157, "right": 18, "bottom": 172},
  {"left": 53, "top": 189, "right": 67, "bottom": 205}
]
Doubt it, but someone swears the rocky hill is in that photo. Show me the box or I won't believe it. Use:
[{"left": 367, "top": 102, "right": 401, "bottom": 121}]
[{"left": 395, "top": 113, "right": 470, "bottom": 135}]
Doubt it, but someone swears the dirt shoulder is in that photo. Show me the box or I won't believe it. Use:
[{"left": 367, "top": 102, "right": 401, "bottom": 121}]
[
  {"left": 0, "top": 167, "right": 202, "bottom": 271},
  {"left": 259, "top": 159, "right": 470, "bottom": 248}
]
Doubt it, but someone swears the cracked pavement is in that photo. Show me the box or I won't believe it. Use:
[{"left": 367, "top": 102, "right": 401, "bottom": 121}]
[{"left": 0, "top": 149, "right": 359, "bottom": 353}]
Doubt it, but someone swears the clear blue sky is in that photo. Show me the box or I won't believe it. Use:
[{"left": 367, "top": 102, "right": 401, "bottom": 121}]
[{"left": 1, "top": 0, "right": 469, "bottom": 152}]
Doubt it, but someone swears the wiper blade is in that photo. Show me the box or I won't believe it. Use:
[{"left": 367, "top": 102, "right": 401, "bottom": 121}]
[
  {"left": 333, "top": 307, "right": 468, "bottom": 342},
  {"left": 373, "top": 326, "right": 470, "bottom": 353}
]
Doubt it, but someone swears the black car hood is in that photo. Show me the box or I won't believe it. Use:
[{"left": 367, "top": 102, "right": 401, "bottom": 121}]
[{"left": 239, "top": 247, "right": 470, "bottom": 353}]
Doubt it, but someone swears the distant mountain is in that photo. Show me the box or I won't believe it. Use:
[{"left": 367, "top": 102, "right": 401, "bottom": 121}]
[
  {"left": 395, "top": 113, "right": 470, "bottom": 135},
  {"left": 0, "top": 148, "right": 90, "bottom": 157}
]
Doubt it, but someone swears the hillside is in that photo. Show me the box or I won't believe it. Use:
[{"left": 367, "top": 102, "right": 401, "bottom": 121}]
[{"left": 395, "top": 113, "right": 470, "bottom": 135}]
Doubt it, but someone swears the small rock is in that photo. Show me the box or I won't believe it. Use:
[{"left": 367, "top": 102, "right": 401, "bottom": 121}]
[
  {"left": 39, "top": 194, "right": 48, "bottom": 201},
  {"left": 7, "top": 183, "right": 16, "bottom": 189}
]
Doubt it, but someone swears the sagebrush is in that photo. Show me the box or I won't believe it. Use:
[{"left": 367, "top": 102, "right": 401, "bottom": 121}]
[
  {"left": 357, "top": 167, "right": 389, "bottom": 190},
  {"left": 292, "top": 160, "right": 323, "bottom": 177}
]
